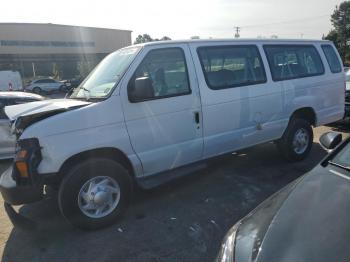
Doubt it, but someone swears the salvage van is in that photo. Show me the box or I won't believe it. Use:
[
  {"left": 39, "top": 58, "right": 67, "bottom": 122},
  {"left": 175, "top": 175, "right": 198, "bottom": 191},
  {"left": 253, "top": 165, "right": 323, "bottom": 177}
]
[{"left": 0, "top": 39, "right": 345, "bottom": 229}]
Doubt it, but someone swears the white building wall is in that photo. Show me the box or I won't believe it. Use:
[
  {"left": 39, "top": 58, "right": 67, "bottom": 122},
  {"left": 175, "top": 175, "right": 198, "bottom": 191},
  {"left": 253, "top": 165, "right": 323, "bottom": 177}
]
[{"left": 0, "top": 23, "right": 132, "bottom": 55}]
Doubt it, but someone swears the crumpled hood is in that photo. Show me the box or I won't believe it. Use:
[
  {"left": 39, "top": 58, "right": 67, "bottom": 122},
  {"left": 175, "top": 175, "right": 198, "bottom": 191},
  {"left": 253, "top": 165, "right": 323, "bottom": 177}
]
[
  {"left": 5, "top": 98, "right": 91, "bottom": 135},
  {"left": 5, "top": 98, "right": 90, "bottom": 121}
]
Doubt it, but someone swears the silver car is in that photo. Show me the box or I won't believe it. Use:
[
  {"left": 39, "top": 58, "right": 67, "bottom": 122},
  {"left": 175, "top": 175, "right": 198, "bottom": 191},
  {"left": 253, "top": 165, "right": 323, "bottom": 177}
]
[
  {"left": 25, "top": 78, "right": 66, "bottom": 94},
  {"left": 0, "top": 92, "right": 45, "bottom": 159}
]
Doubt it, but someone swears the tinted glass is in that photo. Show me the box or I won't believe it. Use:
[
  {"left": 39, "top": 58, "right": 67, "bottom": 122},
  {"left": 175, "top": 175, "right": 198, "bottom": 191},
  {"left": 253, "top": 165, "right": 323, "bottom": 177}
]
[
  {"left": 197, "top": 46, "right": 266, "bottom": 89},
  {"left": 129, "top": 48, "right": 190, "bottom": 101},
  {"left": 264, "top": 45, "right": 324, "bottom": 81},
  {"left": 322, "top": 45, "right": 342, "bottom": 73}
]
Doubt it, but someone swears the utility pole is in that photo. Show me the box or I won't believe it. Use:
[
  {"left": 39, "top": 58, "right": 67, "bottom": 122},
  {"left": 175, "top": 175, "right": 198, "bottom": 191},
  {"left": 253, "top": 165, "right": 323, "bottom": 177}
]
[{"left": 234, "top": 26, "right": 241, "bottom": 38}]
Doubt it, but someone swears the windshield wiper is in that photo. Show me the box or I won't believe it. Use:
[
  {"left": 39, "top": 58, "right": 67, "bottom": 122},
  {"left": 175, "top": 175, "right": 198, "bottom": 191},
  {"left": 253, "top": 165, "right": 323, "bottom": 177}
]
[
  {"left": 81, "top": 87, "right": 90, "bottom": 93},
  {"left": 328, "top": 160, "right": 350, "bottom": 171},
  {"left": 74, "top": 86, "right": 90, "bottom": 101}
]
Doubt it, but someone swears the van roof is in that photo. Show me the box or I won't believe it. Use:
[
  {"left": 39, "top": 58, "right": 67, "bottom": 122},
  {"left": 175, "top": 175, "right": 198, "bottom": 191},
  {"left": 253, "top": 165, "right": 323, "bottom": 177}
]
[{"left": 133, "top": 38, "right": 331, "bottom": 48}]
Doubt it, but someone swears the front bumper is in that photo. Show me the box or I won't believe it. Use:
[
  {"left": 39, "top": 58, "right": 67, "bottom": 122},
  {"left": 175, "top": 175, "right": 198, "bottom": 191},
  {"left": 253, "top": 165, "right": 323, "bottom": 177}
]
[{"left": 0, "top": 165, "right": 43, "bottom": 205}]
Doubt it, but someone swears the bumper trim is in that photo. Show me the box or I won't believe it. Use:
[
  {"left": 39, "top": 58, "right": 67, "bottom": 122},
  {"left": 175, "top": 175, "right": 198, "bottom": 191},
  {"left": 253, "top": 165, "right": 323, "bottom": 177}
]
[{"left": 0, "top": 166, "right": 43, "bottom": 205}]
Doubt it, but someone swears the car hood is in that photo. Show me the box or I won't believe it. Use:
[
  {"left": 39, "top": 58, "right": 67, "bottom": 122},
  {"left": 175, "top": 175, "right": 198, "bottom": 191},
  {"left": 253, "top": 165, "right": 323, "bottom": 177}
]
[
  {"left": 5, "top": 99, "right": 91, "bottom": 134},
  {"left": 235, "top": 166, "right": 350, "bottom": 262}
]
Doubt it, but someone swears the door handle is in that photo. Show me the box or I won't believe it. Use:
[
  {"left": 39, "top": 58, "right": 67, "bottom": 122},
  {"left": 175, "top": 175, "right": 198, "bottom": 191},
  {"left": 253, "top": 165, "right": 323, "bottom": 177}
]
[{"left": 194, "top": 111, "right": 200, "bottom": 124}]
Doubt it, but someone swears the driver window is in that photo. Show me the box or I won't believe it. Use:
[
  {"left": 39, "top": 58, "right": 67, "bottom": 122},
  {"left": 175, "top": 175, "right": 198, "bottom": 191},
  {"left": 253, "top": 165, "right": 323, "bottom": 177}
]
[{"left": 129, "top": 48, "right": 191, "bottom": 101}]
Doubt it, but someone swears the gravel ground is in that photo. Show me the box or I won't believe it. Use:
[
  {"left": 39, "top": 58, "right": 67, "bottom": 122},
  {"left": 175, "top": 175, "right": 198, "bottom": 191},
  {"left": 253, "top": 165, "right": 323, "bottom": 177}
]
[{"left": 0, "top": 124, "right": 349, "bottom": 262}]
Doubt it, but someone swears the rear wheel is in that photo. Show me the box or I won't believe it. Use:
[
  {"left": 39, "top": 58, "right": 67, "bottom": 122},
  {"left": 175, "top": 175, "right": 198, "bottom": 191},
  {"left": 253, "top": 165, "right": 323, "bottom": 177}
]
[
  {"left": 33, "top": 87, "right": 42, "bottom": 94},
  {"left": 276, "top": 118, "right": 313, "bottom": 162},
  {"left": 58, "top": 158, "right": 133, "bottom": 230}
]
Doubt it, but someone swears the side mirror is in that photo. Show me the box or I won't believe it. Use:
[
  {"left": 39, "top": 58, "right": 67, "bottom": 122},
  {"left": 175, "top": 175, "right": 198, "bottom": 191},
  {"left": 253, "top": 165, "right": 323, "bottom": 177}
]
[
  {"left": 319, "top": 132, "right": 342, "bottom": 152},
  {"left": 129, "top": 77, "right": 154, "bottom": 102}
]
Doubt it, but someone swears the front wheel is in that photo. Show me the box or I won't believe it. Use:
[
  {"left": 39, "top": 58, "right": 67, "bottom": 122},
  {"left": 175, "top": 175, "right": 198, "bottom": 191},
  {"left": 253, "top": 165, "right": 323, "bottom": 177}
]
[
  {"left": 276, "top": 118, "right": 313, "bottom": 162},
  {"left": 58, "top": 158, "right": 133, "bottom": 230}
]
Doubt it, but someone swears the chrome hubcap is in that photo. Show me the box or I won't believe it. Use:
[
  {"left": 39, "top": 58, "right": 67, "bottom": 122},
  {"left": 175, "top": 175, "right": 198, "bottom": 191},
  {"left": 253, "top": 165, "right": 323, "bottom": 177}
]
[
  {"left": 78, "top": 176, "right": 120, "bottom": 218},
  {"left": 292, "top": 128, "right": 309, "bottom": 154}
]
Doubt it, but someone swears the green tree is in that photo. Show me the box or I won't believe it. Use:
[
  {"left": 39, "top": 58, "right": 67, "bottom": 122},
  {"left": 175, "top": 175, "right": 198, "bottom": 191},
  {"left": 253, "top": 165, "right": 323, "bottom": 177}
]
[
  {"left": 134, "top": 34, "right": 171, "bottom": 44},
  {"left": 134, "top": 34, "right": 154, "bottom": 44},
  {"left": 160, "top": 36, "right": 171, "bottom": 41},
  {"left": 325, "top": 1, "right": 350, "bottom": 62}
]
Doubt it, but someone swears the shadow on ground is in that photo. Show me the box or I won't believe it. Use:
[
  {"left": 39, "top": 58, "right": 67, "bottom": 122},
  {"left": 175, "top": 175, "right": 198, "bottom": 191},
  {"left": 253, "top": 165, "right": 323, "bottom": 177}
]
[
  {"left": 327, "top": 119, "right": 350, "bottom": 132},
  {"left": 2, "top": 139, "right": 330, "bottom": 262}
]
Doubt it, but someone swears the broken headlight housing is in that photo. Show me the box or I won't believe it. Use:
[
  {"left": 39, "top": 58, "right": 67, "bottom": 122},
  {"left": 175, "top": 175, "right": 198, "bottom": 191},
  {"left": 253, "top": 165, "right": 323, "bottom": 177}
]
[{"left": 13, "top": 138, "right": 42, "bottom": 185}]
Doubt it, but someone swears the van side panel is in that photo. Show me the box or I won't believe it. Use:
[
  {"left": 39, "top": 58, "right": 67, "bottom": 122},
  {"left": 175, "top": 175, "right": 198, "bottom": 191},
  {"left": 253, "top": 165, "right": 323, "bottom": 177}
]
[
  {"left": 190, "top": 42, "right": 285, "bottom": 159},
  {"left": 21, "top": 96, "right": 144, "bottom": 177},
  {"left": 190, "top": 40, "right": 344, "bottom": 159},
  {"left": 278, "top": 43, "right": 344, "bottom": 128},
  {"left": 313, "top": 43, "right": 344, "bottom": 125}
]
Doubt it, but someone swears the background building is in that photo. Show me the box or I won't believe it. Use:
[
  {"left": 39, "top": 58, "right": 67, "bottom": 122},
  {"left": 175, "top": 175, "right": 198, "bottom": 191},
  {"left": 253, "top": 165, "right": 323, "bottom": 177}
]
[{"left": 0, "top": 23, "right": 132, "bottom": 82}]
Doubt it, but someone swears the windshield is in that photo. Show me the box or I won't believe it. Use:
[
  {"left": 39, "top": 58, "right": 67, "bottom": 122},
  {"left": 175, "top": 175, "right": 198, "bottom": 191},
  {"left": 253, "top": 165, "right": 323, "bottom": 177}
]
[
  {"left": 331, "top": 140, "right": 350, "bottom": 168},
  {"left": 70, "top": 46, "right": 141, "bottom": 99}
]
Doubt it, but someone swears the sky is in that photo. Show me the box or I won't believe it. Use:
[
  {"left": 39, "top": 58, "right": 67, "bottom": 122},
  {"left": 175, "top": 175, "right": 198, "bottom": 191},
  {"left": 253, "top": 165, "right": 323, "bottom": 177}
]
[{"left": 0, "top": 0, "right": 345, "bottom": 41}]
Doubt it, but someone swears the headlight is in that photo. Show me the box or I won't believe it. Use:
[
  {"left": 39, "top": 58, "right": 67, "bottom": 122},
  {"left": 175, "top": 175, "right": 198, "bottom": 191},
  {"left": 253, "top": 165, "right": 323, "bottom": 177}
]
[
  {"left": 216, "top": 222, "right": 240, "bottom": 262},
  {"left": 14, "top": 138, "right": 42, "bottom": 184}
]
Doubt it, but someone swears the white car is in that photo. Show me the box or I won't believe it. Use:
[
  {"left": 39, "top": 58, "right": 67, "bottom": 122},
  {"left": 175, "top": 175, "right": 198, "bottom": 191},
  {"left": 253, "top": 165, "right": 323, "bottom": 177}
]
[
  {"left": 0, "top": 39, "right": 345, "bottom": 230},
  {"left": 25, "top": 78, "right": 66, "bottom": 94},
  {"left": 0, "top": 92, "right": 44, "bottom": 159}
]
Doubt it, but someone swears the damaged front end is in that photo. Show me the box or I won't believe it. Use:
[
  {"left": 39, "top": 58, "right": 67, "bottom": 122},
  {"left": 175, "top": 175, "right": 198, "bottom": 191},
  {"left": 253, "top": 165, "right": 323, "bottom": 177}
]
[
  {"left": 13, "top": 105, "right": 86, "bottom": 138},
  {"left": 0, "top": 138, "right": 43, "bottom": 230},
  {"left": 0, "top": 100, "right": 90, "bottom": 229}
]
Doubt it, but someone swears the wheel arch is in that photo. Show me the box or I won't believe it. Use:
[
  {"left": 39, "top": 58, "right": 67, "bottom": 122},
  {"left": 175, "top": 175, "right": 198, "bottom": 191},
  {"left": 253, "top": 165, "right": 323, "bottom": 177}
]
[
  {"left": 58, "top": 147, "right": 135, "bottom": 183},
  {"left": 289, "top": 107, "right": 317, "bottom": 126}
]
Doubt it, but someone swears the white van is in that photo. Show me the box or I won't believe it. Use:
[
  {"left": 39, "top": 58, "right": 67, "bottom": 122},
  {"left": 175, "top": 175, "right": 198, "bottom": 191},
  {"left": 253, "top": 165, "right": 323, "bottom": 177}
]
[
  {"left": 0, "top": 39, "right": 345, "bottom": 229},
  {"left": 0, "top": 71, "right": 23, "bottom": 91}
]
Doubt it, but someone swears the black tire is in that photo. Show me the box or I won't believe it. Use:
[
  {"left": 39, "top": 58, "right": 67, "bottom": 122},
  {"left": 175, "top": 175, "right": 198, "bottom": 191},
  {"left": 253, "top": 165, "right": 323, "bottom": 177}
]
[
  {"left": 33, "top": 87, "right": 42, "bottom": 94},
  {"left": 276, "top": 118, "right": 313, "bottom": 162},
  {"left": 58, "top": 158, "right": 133, "bottom": 230}
]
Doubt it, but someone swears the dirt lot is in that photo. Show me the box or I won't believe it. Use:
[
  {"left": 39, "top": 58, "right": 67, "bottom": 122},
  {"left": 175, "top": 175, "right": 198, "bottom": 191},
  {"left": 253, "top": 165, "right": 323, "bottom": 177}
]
[{"left": 0, "top": 124, "right": 349, "bottom": 262}]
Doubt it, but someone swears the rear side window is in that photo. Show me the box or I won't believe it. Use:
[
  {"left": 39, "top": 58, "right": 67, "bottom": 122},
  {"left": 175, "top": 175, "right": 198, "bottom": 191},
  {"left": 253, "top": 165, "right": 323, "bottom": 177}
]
[
  {"left": 322, "top": 45, "right": 342, "bottom": 73},
  {"left": 197, "top": 45, "right": 266, "bottom": 90},
  {"left": 264, "top": 45, "right": 324, "bottom": 81}
]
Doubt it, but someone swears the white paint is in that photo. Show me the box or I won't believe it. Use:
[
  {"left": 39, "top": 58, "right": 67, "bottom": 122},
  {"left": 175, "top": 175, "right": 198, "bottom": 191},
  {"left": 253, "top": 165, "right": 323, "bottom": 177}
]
[{"left": 11, "top": 39, "right": 345, "bottom": 178}]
